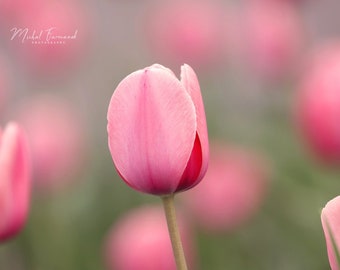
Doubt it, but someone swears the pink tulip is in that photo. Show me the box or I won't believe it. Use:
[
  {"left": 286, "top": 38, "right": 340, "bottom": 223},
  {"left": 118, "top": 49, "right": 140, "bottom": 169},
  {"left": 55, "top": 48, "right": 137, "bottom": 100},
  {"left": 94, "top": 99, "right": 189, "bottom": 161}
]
[
  {"left": 237, "top": 0, "right": 303, "bottom": 79},
  {"left": 107, "top": 64, "right": 209, "bottom": 195},
  {"left": 296, "top": 43, "right": 340, "bottom": 164},
  {"left": 104, "top": 205, "right": 195, "bottom": 270},
  {"left": 321, "top": 196, "right": 340, "bottom": 270},
  {"left": 181, "top": 144, "right": 269, "bottom": 232},
  {"left": 145, "top": 0, "right": 227, "bottom": 70},
  {"left": 15, "top": 94, "right": 86, "bottom": 192},
  {"left": 0, "top": 122, "right": 31, "bottom": 241}
]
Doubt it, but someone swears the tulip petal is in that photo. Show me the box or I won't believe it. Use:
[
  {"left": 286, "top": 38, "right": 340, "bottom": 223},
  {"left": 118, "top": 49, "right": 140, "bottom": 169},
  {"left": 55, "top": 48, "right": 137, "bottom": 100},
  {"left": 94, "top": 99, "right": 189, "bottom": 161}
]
[
  {"left": 321, "top": 196, "right": 340, "bottom": 270},
  {"left": 107, "top": 66, "right": 197, "bottom": 194},
  {"left": 0, "top": 123, "right": 31, "bottom": 241},
  {"left": 180, "top": 64, "right": 209, "bottom": 181}
]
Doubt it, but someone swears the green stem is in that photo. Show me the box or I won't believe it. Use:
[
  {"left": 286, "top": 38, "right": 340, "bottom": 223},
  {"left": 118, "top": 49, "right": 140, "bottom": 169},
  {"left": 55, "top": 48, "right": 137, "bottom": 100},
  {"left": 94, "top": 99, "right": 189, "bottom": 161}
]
[{"left": 161, "top": 194, "right": 188, "bottom": 270}]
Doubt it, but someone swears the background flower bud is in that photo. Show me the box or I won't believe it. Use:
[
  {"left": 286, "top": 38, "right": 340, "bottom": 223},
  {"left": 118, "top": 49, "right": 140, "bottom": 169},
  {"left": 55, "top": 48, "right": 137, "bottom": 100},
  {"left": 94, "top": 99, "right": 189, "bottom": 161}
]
[
  {"left": 181, "top": 143, "right": 270, "bottom": 232},
  {"left": 0, "top": 122, "right": 31, "bottom": 241},
  {"left": 296, "top": 42, "right": 340, "bottom": 164},
  {"left": 104, "top": 205, "right": 195, "bottom": 270},
  {"left": 15, "top": 94, "right": 86, "bottom": 192}
]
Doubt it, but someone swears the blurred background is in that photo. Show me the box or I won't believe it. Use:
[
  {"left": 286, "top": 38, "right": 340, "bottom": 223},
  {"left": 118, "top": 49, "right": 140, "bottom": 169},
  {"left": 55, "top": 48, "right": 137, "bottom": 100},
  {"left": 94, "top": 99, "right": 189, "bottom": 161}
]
[{"left": 0, "top": 0, "right": 340, "bottom": 269}]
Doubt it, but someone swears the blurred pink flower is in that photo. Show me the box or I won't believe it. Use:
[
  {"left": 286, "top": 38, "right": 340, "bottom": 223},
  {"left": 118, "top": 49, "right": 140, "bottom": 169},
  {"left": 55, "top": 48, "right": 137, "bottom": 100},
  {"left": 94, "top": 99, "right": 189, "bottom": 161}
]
[
  {"left": 145, "top": 0, "right": 227, "bottom": 70},
  {"left": 237, "top": 0, "right": 303, "bottom": 79},
  {"left": 15, "top": 94, "right": 86, "bottom": 192},
  {"left": 104, "top": 205, "right": 195, "bottom": 270},
  {"left": 296, "top": 42, "right": 340, "bottom": 164},
  {"left": 321, "top": 196, "right": 340, "bottom": 270},
  {"left": 0, "top": 122, "right": 31, "bottom": 241},
  {"left": 8, "top": 0, "right": 90, "bottom": 76},
  {"left": 107, "top": 64, "right": 209, "bottom": 195},
  {"left": 181, "top": 144, "right": 270, "bottom": 232}
]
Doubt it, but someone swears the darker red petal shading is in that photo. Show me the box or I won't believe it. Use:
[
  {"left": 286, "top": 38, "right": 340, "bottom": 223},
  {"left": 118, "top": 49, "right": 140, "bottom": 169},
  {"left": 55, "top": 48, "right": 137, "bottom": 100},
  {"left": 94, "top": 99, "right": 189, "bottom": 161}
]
[{"left": 177, "top": 134, "right": 202, "bottom": 192}]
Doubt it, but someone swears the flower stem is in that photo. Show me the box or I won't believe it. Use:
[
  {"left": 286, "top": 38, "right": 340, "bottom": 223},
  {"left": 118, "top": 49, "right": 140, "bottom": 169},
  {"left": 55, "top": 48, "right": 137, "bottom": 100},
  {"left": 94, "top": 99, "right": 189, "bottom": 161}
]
[{"left": 161, "top": 194, "right": 188, "bottom": 270}]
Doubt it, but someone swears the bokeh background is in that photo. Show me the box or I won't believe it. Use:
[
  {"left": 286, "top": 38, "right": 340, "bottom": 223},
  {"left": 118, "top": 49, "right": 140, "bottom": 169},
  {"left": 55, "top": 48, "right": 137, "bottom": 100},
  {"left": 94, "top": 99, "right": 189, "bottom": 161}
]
[{"left": 0, "top": 0, "right": 340, "bottom": 269}]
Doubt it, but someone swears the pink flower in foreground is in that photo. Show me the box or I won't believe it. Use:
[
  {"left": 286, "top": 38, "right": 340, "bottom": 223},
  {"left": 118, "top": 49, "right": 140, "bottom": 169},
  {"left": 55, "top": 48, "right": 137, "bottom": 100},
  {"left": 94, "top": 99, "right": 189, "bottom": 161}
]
[
  {"left": 107, "top": 64, "right": 209, "bottom": 195},
  {"left": 182, "top": 144, "right": 269, "bottom": 232},
  {"left": 145, "top": 0, "right": 227, "bottom": 69},
  {"left": 321, "top": 196, "right": 340, "bottom": 270},
  {"left": 104, "top": 205, "right": 195, "bottom": 270},
  {"left": 15, "top": 94, "right": 86, "bottom": 192},
  {"left": 296, "top": 43, "right": 340, "bottom": 164},
  {"left": 0, "top": 122, "right": 31, "bottom": 242}
]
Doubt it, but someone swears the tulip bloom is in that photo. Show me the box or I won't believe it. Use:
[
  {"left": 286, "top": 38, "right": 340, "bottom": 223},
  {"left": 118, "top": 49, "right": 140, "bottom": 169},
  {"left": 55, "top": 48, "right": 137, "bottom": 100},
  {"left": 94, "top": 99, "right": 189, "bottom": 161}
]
[
  {"left": 104, "top": 205, "right": 195, "bottom": 270},
  {"left": 296, "top": 43, "right": 340, "bottom": 164},
  {"left": 0, "top": 122, "right": 31, "bottom": 241},
  {"left": 181, "top": 144, "right": 269, "bottom": 232},
  {"left": 107, "top": 64, "right": 209, "bottom": 195},
  {"left": 321, "top": 196, "right": 340, "bottom": 270}
]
